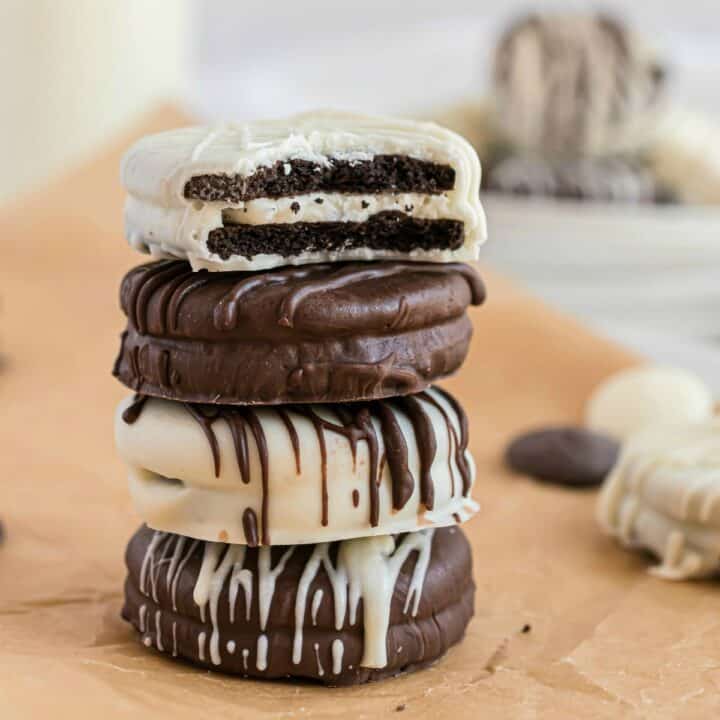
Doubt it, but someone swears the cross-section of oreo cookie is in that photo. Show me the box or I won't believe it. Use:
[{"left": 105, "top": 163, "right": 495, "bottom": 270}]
[
  {"left": 114, "top": 387, "right": 477, "bottom": 546},
  {"left": 112, "top": 259, "right": 484, "bottom": 405},
  {"left": 122, "top": 524, "right": 474, "bottom": 685},
  {"left": 121, "top": 110, "right": 486, "bottom": 271}
]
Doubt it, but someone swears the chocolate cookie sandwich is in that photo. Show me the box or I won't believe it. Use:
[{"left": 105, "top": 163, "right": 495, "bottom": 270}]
[
  {"left": 122, "top": 524, "right": 474, "bottom": 685},
  {"left": 122, "top": 111, "right": 486, "bottom": 271},
  {"left": 112, "top": 259, "right": 484, "bottom": 404},
  {"left": 113, "top": 110, "right": 486, "bottom": 685}
]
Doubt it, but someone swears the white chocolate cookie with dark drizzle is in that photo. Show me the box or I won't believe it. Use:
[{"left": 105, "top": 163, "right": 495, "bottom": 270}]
[
  {"left": 115, "top": 388, "right": 477, "bottom": 546},
  {"left": 598, "top": 419, "right": 720, "bottom": 579},
  {"left": 122, "top": 110, "right": 486, "bottom": 271}
]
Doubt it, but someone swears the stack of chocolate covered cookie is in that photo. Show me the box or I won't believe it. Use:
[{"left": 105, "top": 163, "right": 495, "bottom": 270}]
[{"left": 113, "top": 111, "right": 487, "bottom": 684}]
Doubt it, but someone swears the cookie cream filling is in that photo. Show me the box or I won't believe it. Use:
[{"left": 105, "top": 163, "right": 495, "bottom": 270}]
[{"left": 221, "top": 192, "right": 457, "bottom": 226}]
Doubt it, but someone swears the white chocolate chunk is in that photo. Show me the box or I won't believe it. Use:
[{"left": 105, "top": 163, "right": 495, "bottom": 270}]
[{"left": 586, "top": 366, "right": 713, "bottom": 441}]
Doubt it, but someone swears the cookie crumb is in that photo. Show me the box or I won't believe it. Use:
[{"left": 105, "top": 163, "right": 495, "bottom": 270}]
[
  {"left": 521, "top": 623, "right": 531, "bottom": 634},
  {"left": 395, "top": 704, "right": 406, "bottom": 712},
  {"left": 290, "top": 201, "right": 301, "bottom": 214},
  {"left": 361, "top": 200, "right": 370, "bottom": 208},
  {"left": 314, "top": 197, "right": 324, "bottom": 204}
]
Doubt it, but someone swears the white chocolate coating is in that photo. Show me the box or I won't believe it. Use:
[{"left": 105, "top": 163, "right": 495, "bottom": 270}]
[
  {"left": 115, "top": 391, "right": 478, "bottom": 545},
  {"left": 598, "top": 420, "right": 720, "bottom": 579},
  {"left": 121, "top": 110, "right": 486, "bottom": 271},
  {"left": 585, "top": 366, "right": 713, "bottom": 441}
]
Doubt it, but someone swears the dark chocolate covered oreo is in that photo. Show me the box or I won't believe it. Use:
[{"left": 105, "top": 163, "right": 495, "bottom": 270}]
[
  {"left": 505, "top": 426, "right": 620, "bottom": 488},
  {"left": 122, "top": 524, "right": 474, "bottom": 685},
  {"left": 112, "top": 259, "right": 484, "bottom": 405}
]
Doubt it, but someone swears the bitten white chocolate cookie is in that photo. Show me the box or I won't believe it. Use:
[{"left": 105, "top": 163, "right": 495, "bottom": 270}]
[
  {"left": 598, "top": 419, "right": 720, "bottom": 579},
  {"left": 115, "top": 389, "right": 477, "bottom": 546},
  {"left": 122, "top": 110, "right": 486, "bottom": 271},
  {"left": 585, "top": 366, "right": 713, "bottom": 441}
]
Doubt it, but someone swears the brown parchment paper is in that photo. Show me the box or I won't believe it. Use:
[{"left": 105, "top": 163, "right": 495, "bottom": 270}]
[{"left": 1, "top": 107, "right": 717, "bottom": 720}]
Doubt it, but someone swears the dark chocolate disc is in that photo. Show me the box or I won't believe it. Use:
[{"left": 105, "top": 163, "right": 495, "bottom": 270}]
[
  {"left": 122, "top": 525, "right": 474, "bottom": 685},
  {"left": 112, "top": 259, "right": 484, "bottom": 405},
  {"left": 505, "top": 426, "right": 620, "bottom": 488}
]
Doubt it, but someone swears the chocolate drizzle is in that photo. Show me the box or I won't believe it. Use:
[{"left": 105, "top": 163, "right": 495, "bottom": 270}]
[
  {"left": 181, "top": 404, "right": 272, "bottom": 546},
  {"left": 121, "top": 394, "right": 148, "bottom": 424},
  {"left": 277, "top": 408, "right": 301, "bottom": 475},
  {"left": 434, "top": 387, "right": 472, "bottom": 496},
  {"left": 396, "top": 396, "right": 437, "bottom": 510},
  {"left": 124, "top": 259, "right": 483, "bottom": 336},
  {"left": 214, "top": 261, "right": 485, "bottom": 331},
  {"left": 121, "top": 387, "right": 471, "bottom": 544},
  {"left": 242, "top": 508, "right": 259, "bottom": 547}
]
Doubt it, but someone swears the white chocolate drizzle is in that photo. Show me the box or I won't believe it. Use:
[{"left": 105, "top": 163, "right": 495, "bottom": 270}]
[
  {"left": 291, "top": 529, "right": 435, "bottom": 668},
  {"left": 139, "top": 531, "right": 168, "bottom": 601},
  {"left": 193, "top": 543, "right": 246, "bottom": 665},
  {"left": 257, "top": 547, "right": 295, "bottom": 630},
  {"left": 256, "top": 634, "right": 268, "bottom": 671},
  {"left": 332, "top": 639, "right": 344, "bottom": 675},
  {"left": 242, "top": 648, "right": 249, "bottom": 671},
  {"left": 313, "top": 642, "right": 324, "bottom": 677},
  {"left": 138, "top": 527, "right": 436, "bottom": 671},
  {"left": 228, "top": 552, "right": 251, "bottom": 623},
  {"left": 154, "top": 610, "right": 164, "bottom": 651},
  {"left": 138, "top": 604, "right": 147, "bottom": 633},
  {"left": 311, "top": 589, "right": 324, "bottom": 626},
  {"left": 170, "top": 539, "right": 198, "bottom": 611}
]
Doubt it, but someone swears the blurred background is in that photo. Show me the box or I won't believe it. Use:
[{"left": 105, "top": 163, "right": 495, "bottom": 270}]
[{"left": 1, "top": 0, "right": 719, "bottom": 386}]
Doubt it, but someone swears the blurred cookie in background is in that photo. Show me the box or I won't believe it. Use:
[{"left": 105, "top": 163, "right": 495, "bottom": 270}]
[
  {"left": 438, "top": 11, "right": 720, "bottom": 206},
  {"left": 487, "top": 12, "right": 672, "bottom": 203},
  {"left": 492, "top": 13, "right": 666, "bottom": 159}
]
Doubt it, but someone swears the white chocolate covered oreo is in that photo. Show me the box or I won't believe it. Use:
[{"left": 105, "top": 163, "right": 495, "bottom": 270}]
[
  {"left": 586, "top": 366, "right": 714, "bottom": 441},
  {"left": 598, "top": 419, "right": 720, "bottom": 579},
  {"left": 121, "top": 110, "right": 486, "bottom": 271},
  {"left": 115, "top": 389, "right": 478, "bottom": 546}
]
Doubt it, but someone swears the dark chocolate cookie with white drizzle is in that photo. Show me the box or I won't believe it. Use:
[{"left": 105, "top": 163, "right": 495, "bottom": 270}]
[
  {"left": 122, "top": 524, "right": 474, "bottom": 685},
  {"left": 112, "top": 259, "right": 484, "bottom": 405}
]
